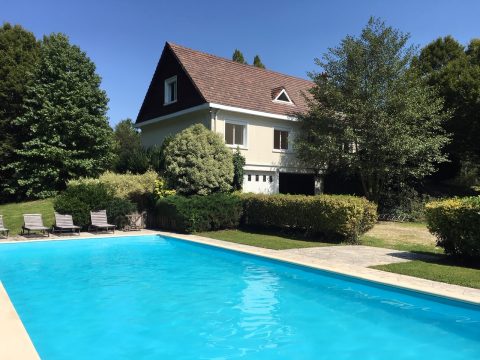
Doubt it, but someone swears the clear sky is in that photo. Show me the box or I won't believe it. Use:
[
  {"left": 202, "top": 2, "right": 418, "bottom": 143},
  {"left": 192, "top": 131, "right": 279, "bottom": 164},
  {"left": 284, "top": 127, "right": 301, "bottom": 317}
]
[{"left": 3, "top": 0, "right": 479, "bottom": 126}]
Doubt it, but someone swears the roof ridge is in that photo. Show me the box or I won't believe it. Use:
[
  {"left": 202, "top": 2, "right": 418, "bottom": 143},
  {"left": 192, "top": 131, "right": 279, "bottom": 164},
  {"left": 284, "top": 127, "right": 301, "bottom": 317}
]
[{"left": 166, "top": 41, "right": 314, "bottom": 85}]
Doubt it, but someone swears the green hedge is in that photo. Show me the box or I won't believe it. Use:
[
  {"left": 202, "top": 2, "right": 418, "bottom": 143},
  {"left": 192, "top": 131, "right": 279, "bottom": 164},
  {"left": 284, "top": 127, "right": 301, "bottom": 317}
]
[
  {"left": 54, "top": 183, "right": 136, "bottom": 229},
  {"left": 241, "top": 194, "right": 377, "bottom": 243},
  {"left": 426, "top": 197, "right": 480, "bottom": 259},
  {"left": 153, "top": 193, "right": 243, "bottom": 233}
]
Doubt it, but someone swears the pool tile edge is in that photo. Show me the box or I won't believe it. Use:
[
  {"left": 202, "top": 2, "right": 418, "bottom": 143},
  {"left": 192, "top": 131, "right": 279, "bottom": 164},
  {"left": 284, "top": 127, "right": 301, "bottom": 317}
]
[{"left": 0, "top": 282, "right": 40, "bottom": 360}]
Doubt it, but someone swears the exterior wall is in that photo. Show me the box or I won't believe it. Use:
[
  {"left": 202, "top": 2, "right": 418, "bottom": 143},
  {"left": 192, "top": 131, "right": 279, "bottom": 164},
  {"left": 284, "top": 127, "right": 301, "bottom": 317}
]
[{"left": 140, "top": 109, "right": 211, "bottom": 148}]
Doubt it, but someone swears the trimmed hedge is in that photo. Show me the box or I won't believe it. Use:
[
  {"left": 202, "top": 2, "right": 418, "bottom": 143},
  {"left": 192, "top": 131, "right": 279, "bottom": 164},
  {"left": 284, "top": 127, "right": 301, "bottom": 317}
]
[
  {"left": 153, "top": 193, "right": 243, "bottom": 233},
  {"left": 241, "top": 194, "right": 377, "bottom": 243},
  {"left": 426, "top": 197, "right": 480, "bottom": 259},
  {"left": 54, "top": 183, "right": 136, "bottom": 229}
]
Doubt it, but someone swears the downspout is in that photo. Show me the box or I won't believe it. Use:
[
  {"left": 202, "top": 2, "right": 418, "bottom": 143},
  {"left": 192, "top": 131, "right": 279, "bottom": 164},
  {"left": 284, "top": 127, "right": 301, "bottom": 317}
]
[{"left": 210, "top": 108, "right": 218, "bottom": 133}]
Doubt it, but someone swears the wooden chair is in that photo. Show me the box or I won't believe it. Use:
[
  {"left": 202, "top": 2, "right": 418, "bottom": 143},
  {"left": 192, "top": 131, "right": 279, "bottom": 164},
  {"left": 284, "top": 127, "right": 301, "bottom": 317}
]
[
  {"left": 52, "top": 213, "right": 80, "bottom": 235},
  {"left": 125, "top": 212, "right": 147, "bottom": 231},
  {"left": 89, "top": 210, "right": 116, "bottom": 233},
  {"left": 0, "top": 215, "right": 9, "bottom": 238},
  {"left": 22, "top": 214, "right": 49, "bottom": 237}
]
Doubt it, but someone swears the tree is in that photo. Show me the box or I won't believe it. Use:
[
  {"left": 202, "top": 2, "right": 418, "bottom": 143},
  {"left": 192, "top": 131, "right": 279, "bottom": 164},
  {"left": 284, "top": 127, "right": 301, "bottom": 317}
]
[
  {"left": 113, "top": 118, "right": 149, "bottom": 174},
  {"left": 232, "top": 147, "right": 246, "bottom": 190},
  {"left": 232, "top": 49, "right": 247, "bottom": 64},
  {"left": 0, "top": 23, "right": 39, "bottom": 201},
  {"left": 164, "top": 124, "right": 234, "bottom": 195},
  {"left": 253, "top": 55, "right": 265, "bottom": 69},
  {"left": 295, "top": 18, "right": 449, "bottom": 203},
  {"left": 2, "top": 33, "right": 115, "bottom": 199},
  {"left": 414, "top": 37, "right": 480, "bottom": 184}
]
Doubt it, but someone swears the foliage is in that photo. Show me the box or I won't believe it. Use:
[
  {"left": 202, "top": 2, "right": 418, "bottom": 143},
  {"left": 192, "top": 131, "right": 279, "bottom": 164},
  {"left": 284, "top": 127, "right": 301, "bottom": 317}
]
[
  {"left": 0, "top": 23, "right": 40, "bottom": 202},
  {"left": 414, "top": 36, "right": 480, "bottom": 182},
  {"left": 153, "top": 194, "right": 243, "bottom": 233},
  {"left": 164, "top": 124, "right": 234, "bottom": 195},
  {"left": 2, "top": 33, "right": 115, "bottom": 200},
  {"left": 241, "top": 194, "right": 377, "bottom": 243},
  {"left": 378, "top": 184, "right": 431, "bottom": 221},
  {"left": 426, "top": 197, "right": 480, "bottom": 260},
  {"left": 53, "top": 183, "right": 136, "bottom": 229},
  {"left": 232, "top": 49, "right": 247, "bottom": 64},
  {"left": 295, "top": 18, "right": 450, "bottom": 204},
  {"left": 154, "top": 178, "right": 176, "bottom": 198},
  {"left": 253, "top": 55, "right": 265, "bottom": 69},
  {"left": 69, "top": 170, "right": 158, "bottom": 210},
  {"left": 113, "top": 118, "right": 149, "bottom": 173},
  {"left": 232, "top": 147, "right": 246, "bottom": 191}
]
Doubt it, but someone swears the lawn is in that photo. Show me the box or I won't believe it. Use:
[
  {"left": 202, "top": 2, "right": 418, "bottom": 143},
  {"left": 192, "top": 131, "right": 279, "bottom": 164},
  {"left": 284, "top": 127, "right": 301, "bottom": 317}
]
[
  {"left": 372, "top": 260, "right": 480, "bottom": 289},
  {"left": 197, "top": 229, "right": 336, "bottom": 250},
  {"left": 0, "top": 198, "right": 55, "bottom": 236}
]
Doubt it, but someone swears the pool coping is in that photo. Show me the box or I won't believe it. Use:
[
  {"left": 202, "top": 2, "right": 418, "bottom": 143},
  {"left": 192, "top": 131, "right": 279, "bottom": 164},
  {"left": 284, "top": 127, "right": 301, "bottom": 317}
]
[{"left": 0, "top": 230, "right": 479, "bottom": 359}]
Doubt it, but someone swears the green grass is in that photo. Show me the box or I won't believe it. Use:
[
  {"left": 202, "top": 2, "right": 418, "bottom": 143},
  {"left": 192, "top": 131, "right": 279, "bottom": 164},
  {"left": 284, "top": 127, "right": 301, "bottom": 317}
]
[
  {"left": 197, "top": 229, "right": 336, "bottom": 250},
  {"left": 372, "top": 260, "right": 480, "bottom": 289},
  {"left": 359, "top": 235, "right": 443, "bottom": 254},
  {"left": 0, "top": 198, "right": 55, "bottom": 235}
]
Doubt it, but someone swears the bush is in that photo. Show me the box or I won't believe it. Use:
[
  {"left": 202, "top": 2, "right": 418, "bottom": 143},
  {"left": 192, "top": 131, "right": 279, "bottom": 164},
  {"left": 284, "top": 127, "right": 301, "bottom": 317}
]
[
  {"left": 241, "top": 194, "right": 377, "bottom": 243},
  {"left": 164, "top": 124, "right": 234, "bottom": 195},
  {"left": 153, "top": 193, "right": 242, "bottom": 233},
  {"left": 54, "top": 183, "right": 136, "bottom": 229},
  {"left": 426, "top": 197, "right": 480, "bottom": 259},
  {"left": 69, "top": 170, "right": 158, "bottom": 210}
]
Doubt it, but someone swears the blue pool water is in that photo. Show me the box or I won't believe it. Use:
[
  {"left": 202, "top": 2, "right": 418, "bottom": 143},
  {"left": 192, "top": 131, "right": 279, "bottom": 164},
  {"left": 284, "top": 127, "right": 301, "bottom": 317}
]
[{"left": 0, "top": 235, "right": 478, "bottom": 359}]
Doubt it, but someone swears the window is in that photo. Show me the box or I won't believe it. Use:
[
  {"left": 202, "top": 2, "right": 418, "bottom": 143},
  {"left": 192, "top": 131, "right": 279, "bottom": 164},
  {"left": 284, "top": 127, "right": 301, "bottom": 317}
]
[
  {"left": 274, "top": 129, "right": 289, "bottom": 150},
  {"left": 255, "top": 175, "right": 259, "bottom": 182},
  {"left": 269, "top": 175, "right": 273, "bottom": 183},
  {"left": 225, "top": 122, "right": 246, "bottom": 146},
  {"left": 263, "top": 175, "right": 266, "bottom": 182},
  {"left": 247, "top": 174, "right": 251, "bottom": 181},
  {"left": 164, "top": 76, "right": 177, "bottom": 104},
  {"left": 273, "top": 88, "right": 293, "bottom": 104}
]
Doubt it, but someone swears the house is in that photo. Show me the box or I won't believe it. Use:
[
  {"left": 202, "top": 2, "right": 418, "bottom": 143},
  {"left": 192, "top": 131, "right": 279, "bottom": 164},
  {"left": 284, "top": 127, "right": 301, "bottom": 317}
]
[{"left": 135, "top": 42, "right": 322, "bottom": 195}]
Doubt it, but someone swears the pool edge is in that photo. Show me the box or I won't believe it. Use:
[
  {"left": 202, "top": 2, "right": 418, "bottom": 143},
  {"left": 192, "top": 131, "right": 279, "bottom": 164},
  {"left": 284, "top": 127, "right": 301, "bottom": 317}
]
[{"left": 0, "top": 282, "right": 40, "bottom": 360}]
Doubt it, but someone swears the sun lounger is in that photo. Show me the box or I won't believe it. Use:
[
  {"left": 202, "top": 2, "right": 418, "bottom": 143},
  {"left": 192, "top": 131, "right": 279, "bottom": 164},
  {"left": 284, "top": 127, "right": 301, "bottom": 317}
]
[
  {"left": 22, "top": 214, "right": 49, "bottom": 237},
  {"left": 0, "top": 215, "right": 9, "bottom": 238},
  {"left": 52, "top": 213, "right": 80, "bottom": 234},
  {"left": 89, "top": 210, "right": 116, "bottom": 233}
]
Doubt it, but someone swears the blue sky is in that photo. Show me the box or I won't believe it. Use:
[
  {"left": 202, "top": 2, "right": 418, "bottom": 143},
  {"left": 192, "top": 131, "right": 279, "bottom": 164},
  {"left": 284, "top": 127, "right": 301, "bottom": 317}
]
[{"left": 3, "top": 0, "right": 479, "bottom": 126}]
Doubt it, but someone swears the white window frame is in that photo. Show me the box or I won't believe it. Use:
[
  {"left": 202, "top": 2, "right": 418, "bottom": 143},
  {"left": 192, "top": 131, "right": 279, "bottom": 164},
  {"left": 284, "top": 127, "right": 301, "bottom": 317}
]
[
  {"left": 272, "top": 127, "right": 292, "bottom": 153},
  {"left": 272, "top": 88, "right": 293, "bottom": 105},
  {"left": 224, "top": 120, "right": 248, "bottom": 149},
  {"left": 164, "top": 76, "right": 177, "bottom": 105}
]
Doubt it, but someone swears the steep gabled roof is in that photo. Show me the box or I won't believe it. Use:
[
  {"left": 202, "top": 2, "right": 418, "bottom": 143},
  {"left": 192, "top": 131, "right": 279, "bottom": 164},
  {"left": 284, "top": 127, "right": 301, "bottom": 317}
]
[{"left": 167, "top": 42, "right": 313, "bottom": 116}]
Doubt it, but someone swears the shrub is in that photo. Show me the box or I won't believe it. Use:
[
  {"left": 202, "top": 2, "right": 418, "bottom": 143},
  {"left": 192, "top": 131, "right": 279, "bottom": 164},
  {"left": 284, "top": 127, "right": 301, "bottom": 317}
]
[
  {"left": 53, "top": 183, "right": 136, "bottom": 229},
  {"left": 153, "top": 193, "right": 243, "bottom": 233},
  {"left": 241, "top": 194, "right": 377, "bottom": 243},
  {"left": 164, "top": 124, "right": 234, "bottom": 195},
  {"left": 426, "top": 197, "right": 480, "bottom": 259},
  {"left": 69, "top": 170, "right": 158, "bottom": 210},
  {"left": 232, "top": 148, "right": 246, "bottom": 191}
]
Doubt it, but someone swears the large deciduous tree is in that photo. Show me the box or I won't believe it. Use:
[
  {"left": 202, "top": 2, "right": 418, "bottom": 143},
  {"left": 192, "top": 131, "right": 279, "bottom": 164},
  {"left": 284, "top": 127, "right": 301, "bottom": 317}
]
[
  {"left": 414, "top": 36, "right": 480, "bottom": 184},
  {"left": 3, "top": 33, "right": 115, "bottom": 199},
  {"left": 164, "top": 124, "right": 234, "bottom": 195},
  {"left": 0, "top": 23, "right": 39, "bottom": 201},
  {"left": 295, "top": 18, "right": 449, "bottom": 203}
]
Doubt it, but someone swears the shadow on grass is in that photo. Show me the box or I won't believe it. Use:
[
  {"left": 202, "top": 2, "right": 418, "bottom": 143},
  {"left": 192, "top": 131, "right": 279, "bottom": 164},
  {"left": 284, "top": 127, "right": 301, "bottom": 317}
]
[{"left": 238, "top": 226, "right": 343, "bottom": 245}]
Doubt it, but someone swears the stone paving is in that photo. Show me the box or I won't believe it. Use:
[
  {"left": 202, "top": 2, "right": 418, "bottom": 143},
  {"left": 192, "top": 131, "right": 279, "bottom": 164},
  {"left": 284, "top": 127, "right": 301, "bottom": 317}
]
[{"left": 280, "top": 245, "right": 438, "bottom": 267}]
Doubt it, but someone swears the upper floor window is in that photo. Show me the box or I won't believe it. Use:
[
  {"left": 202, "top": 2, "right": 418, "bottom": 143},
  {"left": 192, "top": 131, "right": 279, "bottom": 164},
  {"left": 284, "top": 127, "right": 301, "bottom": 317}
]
[
  {"left": 272, "top": 88, "right": 293, "bottom": 105},
  {"left": 164, "top": 76, "right": 177, "bottom": 105},
  {"left": 225, "top": 122, "right": 246, "bottom": 147},
  {"left": 274, "top": 129, "right": 289, "bottom": 150}
]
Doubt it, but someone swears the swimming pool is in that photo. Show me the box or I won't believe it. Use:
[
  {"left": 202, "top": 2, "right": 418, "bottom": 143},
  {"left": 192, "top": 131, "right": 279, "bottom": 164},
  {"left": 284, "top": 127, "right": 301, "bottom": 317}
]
[{"left": 0, "top": 235, "right": 478, "bottom": 359}]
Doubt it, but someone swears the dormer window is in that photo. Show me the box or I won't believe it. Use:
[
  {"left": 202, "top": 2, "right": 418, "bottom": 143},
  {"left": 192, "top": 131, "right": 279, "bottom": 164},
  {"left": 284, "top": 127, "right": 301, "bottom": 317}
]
[
  {"left": 272, "top": 87, "right": 293, "bottom": 105},
  {"left": 164, "top": 76, "right": 177, "bottom": 105}
]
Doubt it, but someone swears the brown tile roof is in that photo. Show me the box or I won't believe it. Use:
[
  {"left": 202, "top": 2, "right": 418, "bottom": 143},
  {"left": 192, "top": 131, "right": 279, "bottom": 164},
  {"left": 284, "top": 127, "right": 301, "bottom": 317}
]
[{"left": 168, "top": 42, "right": 313, "bottom": 116}]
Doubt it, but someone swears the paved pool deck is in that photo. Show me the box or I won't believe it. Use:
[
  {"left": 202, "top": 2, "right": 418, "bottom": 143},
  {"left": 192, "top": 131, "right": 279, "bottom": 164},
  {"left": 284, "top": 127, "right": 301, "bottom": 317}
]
[{"left": 0, "top": 229, "right": 479, "bottom": 359}]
